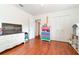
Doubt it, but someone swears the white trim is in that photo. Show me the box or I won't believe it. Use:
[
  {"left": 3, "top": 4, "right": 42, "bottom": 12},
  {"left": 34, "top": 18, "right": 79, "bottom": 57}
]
[{"left": 71, "top": 45, "right": 79, "bottom": 53}]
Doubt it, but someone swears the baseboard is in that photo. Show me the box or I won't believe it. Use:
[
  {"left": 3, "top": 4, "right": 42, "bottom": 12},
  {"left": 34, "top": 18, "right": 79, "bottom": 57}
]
[
  {"left": 52, "top": 40, "right": 70, "bottom": 43},
  {"left": 71, "top": 44, "right": 79, "bottom": 54}
]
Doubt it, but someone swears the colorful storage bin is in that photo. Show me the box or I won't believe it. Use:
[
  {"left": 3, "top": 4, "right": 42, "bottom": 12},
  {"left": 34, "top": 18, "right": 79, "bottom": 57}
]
[{"left": 41, "top": 26, "right": 50, "bottom": 41}]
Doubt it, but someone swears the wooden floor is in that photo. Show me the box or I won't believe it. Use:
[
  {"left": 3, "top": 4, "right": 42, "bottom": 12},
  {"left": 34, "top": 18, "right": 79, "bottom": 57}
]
[{"left": 0, "top": 38, "right": 78, "bottom": 55}]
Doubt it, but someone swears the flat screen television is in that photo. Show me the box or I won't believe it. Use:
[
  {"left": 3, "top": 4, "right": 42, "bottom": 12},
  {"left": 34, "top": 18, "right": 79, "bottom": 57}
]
[{"left": 2, "top": 23, "right": 22, "bottom": 35}]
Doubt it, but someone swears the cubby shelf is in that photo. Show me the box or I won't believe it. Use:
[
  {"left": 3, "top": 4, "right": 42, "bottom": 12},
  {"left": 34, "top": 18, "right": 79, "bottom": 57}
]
[{"left": 41, "top": 25, "right": 50, "bottom": 42}]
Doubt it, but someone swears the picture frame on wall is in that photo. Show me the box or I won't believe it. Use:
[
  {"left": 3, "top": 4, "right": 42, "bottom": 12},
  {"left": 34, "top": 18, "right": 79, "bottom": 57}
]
[{"left": 2, "top": 23, "right": 22, "bottom": 35}]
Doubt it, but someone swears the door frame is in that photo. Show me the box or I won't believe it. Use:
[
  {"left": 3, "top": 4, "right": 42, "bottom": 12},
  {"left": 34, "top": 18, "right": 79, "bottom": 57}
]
[{"left": 35, "top": 19, "right": 41, "bottom": 38}]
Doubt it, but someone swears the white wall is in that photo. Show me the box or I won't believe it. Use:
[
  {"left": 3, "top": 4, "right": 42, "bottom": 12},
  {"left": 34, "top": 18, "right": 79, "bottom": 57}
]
[
  {"left": 34, "top": 7, "right": 79, "bottom": 42},
  {"left": 0, "top": 4, "right": 35, "bottom": 39},
  {"left": 1, "top": 4, "right": 79, "bottom": 42},
  {"left": 28, "top": 17, "right": 35, "bottom": 39}
]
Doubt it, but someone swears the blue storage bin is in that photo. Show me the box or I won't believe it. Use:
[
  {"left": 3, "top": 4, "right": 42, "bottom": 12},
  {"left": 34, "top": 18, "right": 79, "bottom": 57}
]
[
  {"left": 24, "top": 32, "right": 28, "bottom": 39},
  {"left": 41, "top": 32, "right": 50, "bottom": 35}
]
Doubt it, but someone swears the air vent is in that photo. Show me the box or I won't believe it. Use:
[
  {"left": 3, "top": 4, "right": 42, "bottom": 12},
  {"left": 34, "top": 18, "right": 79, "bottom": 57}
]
[{"left": 19, "top": 4, "right": 24, "bottom": 7}]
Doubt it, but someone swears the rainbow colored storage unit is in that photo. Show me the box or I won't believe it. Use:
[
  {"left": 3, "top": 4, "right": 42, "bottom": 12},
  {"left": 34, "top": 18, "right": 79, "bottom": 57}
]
[{"left": 41, "top": 24, "right": 50, "bottom": 41}]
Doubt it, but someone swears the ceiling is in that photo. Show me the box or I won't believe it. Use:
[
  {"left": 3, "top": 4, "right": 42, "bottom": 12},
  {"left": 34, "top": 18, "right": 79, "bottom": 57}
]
[{"left": 16, "top": 4, "right": 79, "bottom": 15}]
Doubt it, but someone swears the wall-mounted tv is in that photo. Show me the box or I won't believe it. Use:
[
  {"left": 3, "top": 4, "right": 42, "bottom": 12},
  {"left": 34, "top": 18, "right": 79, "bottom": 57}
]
[{"left": 2, "top": 23, "right": 22, "bottom": 35}]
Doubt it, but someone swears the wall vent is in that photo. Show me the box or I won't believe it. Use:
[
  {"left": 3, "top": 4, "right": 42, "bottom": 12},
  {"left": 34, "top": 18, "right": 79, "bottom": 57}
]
[{"left": 19, "top": 4, "right": 24, "bottom": 7}]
